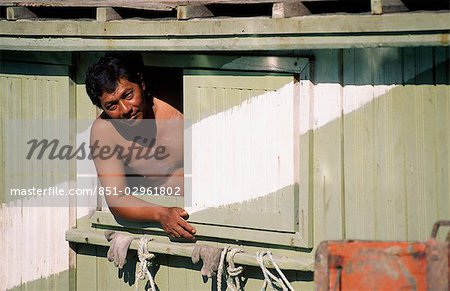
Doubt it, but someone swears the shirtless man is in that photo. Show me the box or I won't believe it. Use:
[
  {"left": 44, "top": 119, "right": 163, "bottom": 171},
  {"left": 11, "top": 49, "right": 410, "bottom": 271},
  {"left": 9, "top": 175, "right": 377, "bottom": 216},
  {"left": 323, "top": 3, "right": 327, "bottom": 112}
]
[{"left": 85, "top": 54, "right": 196, "bottom": 240}]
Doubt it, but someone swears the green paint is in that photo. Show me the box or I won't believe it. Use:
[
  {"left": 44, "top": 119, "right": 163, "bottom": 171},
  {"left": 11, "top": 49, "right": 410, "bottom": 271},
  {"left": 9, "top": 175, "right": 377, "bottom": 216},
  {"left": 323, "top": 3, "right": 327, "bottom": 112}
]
[
  {"left": 7, "top": 269, "right": 74, "bottom": 291},
  {"left": 73, "top": 243, "right": 313, "bottom": 290},
  {"left": 188, "top": 184, "right": 299, "bottom": 232}
]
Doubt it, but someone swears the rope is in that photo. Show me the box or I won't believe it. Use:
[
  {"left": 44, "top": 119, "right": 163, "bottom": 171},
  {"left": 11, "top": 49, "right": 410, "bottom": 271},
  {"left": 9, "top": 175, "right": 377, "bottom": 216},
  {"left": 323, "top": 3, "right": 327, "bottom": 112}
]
[
  {"left": 217, "top": 246, "right": 245, "bottom": 291},
  {"left": 136, "top": 236, "right": 156, "bottom": 291},
  {"left": 266, "top": 252, "right": 295, "bottom": 291},
  {"left": 256, "top": 252, "right": 276, "bottom": 291},
  {"left": 256, "top": 251, "right": 294, "bottom": 291},
  {"left": 226, "top": 247, "right": 245, "bottom": 291},
  {"left": 217, "top": 246, "right": 229, "bottom": 290}
]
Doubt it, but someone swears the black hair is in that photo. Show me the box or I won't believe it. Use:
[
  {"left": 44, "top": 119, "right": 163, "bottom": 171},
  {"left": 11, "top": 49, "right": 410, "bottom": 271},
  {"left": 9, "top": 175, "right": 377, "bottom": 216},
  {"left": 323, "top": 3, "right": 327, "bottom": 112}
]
[{"left": 85, "top": 53, "right": 145, "bottom": 108}]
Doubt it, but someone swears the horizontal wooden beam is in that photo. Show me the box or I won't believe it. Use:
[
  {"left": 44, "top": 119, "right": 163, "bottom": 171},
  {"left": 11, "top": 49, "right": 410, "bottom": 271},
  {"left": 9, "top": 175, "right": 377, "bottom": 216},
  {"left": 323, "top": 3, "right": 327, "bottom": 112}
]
[
  {"left": 0, "top": 12, "right": 448, "bottom": 36},
  {"left": 0, "top": 33, "right": 447, "bottom": 51},
  {"left": 0, "top": 0, "right": 174, "bottom": 11},
  {"left": 65, "top": 228, "right": 315, "bottom": 271},
  {"left": 0, "top": 12, "right": 448, "bottom": 50}
]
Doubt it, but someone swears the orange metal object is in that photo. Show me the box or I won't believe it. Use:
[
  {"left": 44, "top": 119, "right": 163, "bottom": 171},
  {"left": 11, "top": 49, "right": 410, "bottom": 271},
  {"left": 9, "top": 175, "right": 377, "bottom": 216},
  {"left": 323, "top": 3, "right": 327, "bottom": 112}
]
[{"left": 315, "top": 239, "right": 449, "bottom": 290}]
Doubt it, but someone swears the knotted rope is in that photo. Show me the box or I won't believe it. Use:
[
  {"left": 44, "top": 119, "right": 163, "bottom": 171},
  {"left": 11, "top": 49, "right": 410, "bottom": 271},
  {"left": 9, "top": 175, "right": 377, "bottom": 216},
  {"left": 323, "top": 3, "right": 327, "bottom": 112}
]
[
  {"left": 217, "top": 246, "right": 245, "bottom": 291},
  {"left": 256, "top": 251, "right": 294, "bottom": 291},
  {"left": 136, "top": 236, "right": 156, "bottom": 291}
]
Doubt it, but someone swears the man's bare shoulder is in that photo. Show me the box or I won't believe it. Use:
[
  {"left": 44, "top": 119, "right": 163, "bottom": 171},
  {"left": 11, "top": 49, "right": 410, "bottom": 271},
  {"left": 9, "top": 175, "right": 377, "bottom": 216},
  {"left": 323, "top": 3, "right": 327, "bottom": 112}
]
[
  {"left": 153, "top": 97, "right": 183, "bottom": 120},
  {"left": 90, "top": 114, "right": 116, "bottom": 143}
]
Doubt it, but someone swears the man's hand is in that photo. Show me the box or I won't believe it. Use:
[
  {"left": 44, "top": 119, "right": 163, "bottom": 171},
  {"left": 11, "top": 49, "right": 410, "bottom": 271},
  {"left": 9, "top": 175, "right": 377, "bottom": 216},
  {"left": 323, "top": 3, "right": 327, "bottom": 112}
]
[{"left": 157, "top": 207, "right": 196, "bottom": 240}]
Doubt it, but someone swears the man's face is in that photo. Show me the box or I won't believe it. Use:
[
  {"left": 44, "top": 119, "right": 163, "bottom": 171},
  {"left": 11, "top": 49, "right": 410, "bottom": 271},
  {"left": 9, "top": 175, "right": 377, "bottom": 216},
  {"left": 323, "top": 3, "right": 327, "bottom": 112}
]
[{"left": 99, "top": 77, "right": 148, "bottom": 121}]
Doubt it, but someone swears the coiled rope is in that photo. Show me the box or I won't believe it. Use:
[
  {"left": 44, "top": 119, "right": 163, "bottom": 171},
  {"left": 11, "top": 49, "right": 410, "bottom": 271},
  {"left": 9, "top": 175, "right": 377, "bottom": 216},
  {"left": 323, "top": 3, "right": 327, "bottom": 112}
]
[{"left": 217, "top": 246, "right": 245, "bottom": 291}]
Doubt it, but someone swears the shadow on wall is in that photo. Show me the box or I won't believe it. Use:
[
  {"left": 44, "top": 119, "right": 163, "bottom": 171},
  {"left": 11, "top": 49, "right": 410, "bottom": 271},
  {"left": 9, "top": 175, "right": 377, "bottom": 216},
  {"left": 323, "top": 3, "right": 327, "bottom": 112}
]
[
  {"left": 313, "top": 47, "right": 449, "bottom": 86},
  {"left": 312, "top": 47, "right": 450, "bottom": 243}
]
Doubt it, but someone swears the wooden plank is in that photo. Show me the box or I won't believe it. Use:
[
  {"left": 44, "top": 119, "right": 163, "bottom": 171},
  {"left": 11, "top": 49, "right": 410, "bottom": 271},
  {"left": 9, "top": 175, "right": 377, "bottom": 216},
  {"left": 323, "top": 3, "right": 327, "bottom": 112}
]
[
  {"left": 6, "top": 6, "right": 37, "bottom": 20},
  {"left": 372, "top": 48, "right": 407, "bottom": 240},
  {"left": 177, "top": 5, "right": 213, "bottom": 20},
  {"left": 342, "top": 48, "right": 377, "bottom": 240},
  {"left": 415, "top": 47, "right": 439, "bottom": 242},
  {"left": 272, "top": 1, "right": 310, "bottom": 18},
  {"left": 144, "top": 54, "right": 308, "bottom": 73},
  {"left": 382, "top": 0, "right": 408, "bottom": 13},
  {"left": 298, "top": 64, "right": 314, "bottom": 247},
  {"left": 89, "top": 210, "right": 308, "bottom": 247},
  {"left": 313, "top": 50, "right": 345, "bottom": 243},
  {"left": 65, "top": 227, "right": 315, "bottom": 271},
  {"left": 76, "top": 245, "right": 98, "bottom": 291},
  {"left": 371, "top": 0, "right": 382, "bottom": 14},
  {"left": 96, "top": 7, "right": 122, "bottom": 22},
  {"left": 1, "top": 33, "right": 448, "bottom": 52},
  {"left": 372, "top": 0, "right": 408, "bottom": 14},
  {"left": 0, "top": 12, "right": 448, "bottom": 36},
  {"left": 433, "top": 48, "right": 450, "bottom": 238},
  {"left": 0, "top": 1, "right": 173, "bottom": 11}
]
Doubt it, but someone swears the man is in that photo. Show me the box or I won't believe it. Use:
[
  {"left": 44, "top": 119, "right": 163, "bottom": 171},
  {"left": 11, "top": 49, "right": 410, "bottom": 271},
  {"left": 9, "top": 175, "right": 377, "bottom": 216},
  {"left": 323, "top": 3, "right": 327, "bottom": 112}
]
[{"left": 85, "top": 54, "right": 196, "bottom": 240}]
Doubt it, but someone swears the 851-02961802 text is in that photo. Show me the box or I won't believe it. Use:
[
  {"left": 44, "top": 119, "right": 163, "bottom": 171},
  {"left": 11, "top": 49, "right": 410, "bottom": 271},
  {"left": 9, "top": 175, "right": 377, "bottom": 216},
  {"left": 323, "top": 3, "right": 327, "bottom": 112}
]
[{"left": 97, "top": 186, "right": 181, "bottom": 196}]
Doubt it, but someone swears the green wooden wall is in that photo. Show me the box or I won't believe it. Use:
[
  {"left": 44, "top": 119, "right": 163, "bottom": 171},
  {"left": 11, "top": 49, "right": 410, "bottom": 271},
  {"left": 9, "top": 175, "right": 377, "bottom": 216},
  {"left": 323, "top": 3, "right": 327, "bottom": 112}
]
[
  {"left": 1, "top": 46, "right": 449, "bottom": 290},
  {"left": 312, "top": 47, "right": 450, "bottom": 244}
]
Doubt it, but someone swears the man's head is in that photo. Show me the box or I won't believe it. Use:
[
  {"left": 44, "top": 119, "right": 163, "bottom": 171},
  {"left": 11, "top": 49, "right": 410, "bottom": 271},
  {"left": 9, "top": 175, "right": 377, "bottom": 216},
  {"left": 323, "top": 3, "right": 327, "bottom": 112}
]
[{"left": 85, "top": 53, "right": 150, "bottom": 120}]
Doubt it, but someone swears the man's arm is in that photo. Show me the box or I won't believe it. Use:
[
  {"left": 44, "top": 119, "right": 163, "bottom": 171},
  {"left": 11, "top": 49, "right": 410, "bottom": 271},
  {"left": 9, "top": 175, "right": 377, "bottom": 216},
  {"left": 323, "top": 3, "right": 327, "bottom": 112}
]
[{"left": 90, "top": 120, "right": 196, "bottom": 239}]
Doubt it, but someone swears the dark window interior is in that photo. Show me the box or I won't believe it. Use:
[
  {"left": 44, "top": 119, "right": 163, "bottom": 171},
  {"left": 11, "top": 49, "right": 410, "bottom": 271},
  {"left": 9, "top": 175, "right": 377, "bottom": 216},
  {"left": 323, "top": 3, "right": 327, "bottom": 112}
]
[{"left": 145, "top": 66, "right": 183, "bottom": 114}]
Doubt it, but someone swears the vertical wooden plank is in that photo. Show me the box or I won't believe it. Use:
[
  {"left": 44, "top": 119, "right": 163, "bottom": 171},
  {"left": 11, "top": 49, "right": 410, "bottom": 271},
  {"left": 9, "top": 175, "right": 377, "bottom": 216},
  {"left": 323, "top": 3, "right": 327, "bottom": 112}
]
[
  {"left": 8, "top": 76, "right": 22, "bottom": 290},
  {"left": 402, "top": 47, "right": 439, "bottom": 241},
  {"left": 96, "top": 7, "right": 122, "bottom": 22},
  {"left": 342, "top": 48, "right": 376, "bottom": 240},
  {"left": 4, "top": 202, "right": 10, "bottom": 290},
  {"left": 6, "top": 7, "right": 37, "bottom": 20},
  {"left": 433, "top": 48, "right": 450, "bottom": 230},
  {"left": 0, "top": 77, "right": 4, "bottom": 205},
  {"left": 371, "top": 0, "right": 383, "bottom": 14},
  {"left": 177, "top": 5, "right": 213, "bottom": 20},
  {"left": 0, "top": 204, "right": 5, "bottom": 291},
  {"left": 153, "top": 254, "right": 169, "bottom": 291},
  {"left": 67, "top": 78, "right": 77, "bottom": 291},
  {"left": 167, "top": 255, "right": 189, "bottom": 291},
  {"left": 402, "top": 47, "right": 420, "bottom": 241},
  {"left": 313, "top": 50, "right": 344, "bottom": 242},
  {"left": 416, "top": 47, "right": 438, "bottom": 241},
  {"left": 272, "top": 1, "right": 311, "bottom": 18},
  {"left": 383, "top": 47, "right": 407, "bottom": 240},
  {"left": 96, "top": 246, "right": 114, "bottom": 291},
  {"left": 298, "top": 71, "right": 315, "bottom": 244},
  {"left": 42, "top": 79, "right": 52, "bottom": 282},
  {"left": 373, "top": 48, "right": 407, "bottom": 240}
]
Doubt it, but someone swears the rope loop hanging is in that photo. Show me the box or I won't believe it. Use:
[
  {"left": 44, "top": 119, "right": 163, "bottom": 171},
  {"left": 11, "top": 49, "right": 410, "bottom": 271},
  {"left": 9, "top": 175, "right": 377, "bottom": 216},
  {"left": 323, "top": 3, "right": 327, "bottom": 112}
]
[
  {"left": 256, "top": 251, "right": 295, "bottom": 291},
  {"left": 136, "top": 236, "right": 157, "bottom": 291},
  {"left": 217, "top": 246, "right": 245, "bottom": 291}
]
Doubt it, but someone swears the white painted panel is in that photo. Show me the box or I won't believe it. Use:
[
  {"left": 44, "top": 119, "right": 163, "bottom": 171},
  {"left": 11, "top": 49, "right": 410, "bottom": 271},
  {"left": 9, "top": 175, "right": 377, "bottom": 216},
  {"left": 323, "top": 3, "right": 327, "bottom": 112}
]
[
  {"left": 184, "top": 71, "right": 298, "bottom": 231},
  {"left": 0, "top": 73, "right": 72, "bottom": 290},
  {"left": 190, "top": 82, "right": 295, "bottom": 208}
]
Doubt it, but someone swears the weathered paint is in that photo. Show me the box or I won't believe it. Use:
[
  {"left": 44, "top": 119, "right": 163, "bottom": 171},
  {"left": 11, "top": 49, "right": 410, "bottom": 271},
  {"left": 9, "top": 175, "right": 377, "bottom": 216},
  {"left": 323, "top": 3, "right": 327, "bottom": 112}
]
[
  {"left": 1, "top": 45, "right": 449, "bottom": 290},
  {"left": 0, "top": 12, "right": 449, "bottom": 51},
  {"left": 0, "top": 70, "right": 75, "bottom": 289}
]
